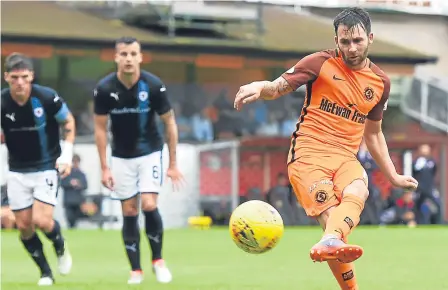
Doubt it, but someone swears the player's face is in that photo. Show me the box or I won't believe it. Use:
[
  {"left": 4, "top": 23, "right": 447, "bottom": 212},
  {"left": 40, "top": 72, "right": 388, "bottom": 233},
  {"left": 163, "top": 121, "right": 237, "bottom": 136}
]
[
  {"left": 115, "top": 42, "right": 142, "bottom": 75},
  {"left": 334, "top": 24, "right": 373, "bottom": 70},
  {"left": 4, "top": 69, "right": 34, "bottom": 97}
]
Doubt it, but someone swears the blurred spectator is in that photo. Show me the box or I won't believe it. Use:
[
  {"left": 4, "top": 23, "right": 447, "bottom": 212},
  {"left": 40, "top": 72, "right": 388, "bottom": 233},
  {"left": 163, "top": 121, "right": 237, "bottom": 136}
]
[
  {"left": 77, "top": 100, "right": 94, "bottom": 135},
  {"left": 173, "top": 103, "right": 193, "bottom": 141},
  {"left": 241, "top": 108, "right": 260, "bottom": 136},
  {"left": 357, "top": 139, "right": 381, "bottom": 224},
  {"left": 61, "top": 154, "right": 88, "bottom": 228},
  {"left": 280, "top": 109, "right": 299, "bottom": 137},
  {"left": 191, "top": 109, "right": 214, "bottom": 142},
  {"left": 1, "top": 185, "right": 16, "bottom": 229},
  {"left": 266, "top": 173, "right": 295, "bottom": 226},
  {"left": 380, "top": 190, "right": 417, "bottom": 227},
  {"left": 214, "top": 89, "right": 242, "bottom": 138},
  {"left": 412, "top": 144, "right": 440, "bottom": 224},
  {"left": 257, "top": 112, "right": 279, "bottom": 136},
  {"left": 395, "top": 191, "right": 417, "bottom": 227}
]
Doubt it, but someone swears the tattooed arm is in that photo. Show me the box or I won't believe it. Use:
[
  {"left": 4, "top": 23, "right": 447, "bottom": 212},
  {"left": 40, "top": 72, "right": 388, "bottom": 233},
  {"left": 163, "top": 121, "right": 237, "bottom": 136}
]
[
  {"left": 234, "top": 77, "right": 293, "bottom": 110},
  {"left": 260, "top": 77, "right": 294, "bottom": 100},
  {"left": 235, "top": 52, "right": 327, "bottom": 110}
]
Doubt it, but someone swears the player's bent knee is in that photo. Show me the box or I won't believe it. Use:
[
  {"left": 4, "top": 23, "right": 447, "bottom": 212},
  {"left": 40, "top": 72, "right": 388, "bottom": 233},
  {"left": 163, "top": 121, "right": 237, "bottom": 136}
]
[
  {"left": 121, "top": 198, "right": 139, "bottom": 216},
  {"left": 141, "top": 194, "right": 158, "bottom": 211},
  {"left": 32, "top": 216, "right": 53, "bottom": 232},
  {"left": 15, "top": 217, "right": 33, "bottom": 232},
  {"left": 342, "top": 179, "right": 369, "bottom": 201}
]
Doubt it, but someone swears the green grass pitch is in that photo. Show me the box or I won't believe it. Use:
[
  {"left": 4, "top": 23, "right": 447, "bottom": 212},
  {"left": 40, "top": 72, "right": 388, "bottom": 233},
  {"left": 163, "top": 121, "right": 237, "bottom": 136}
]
[{"left": 2, "top": 226, "right": 447, "bottom": 290}]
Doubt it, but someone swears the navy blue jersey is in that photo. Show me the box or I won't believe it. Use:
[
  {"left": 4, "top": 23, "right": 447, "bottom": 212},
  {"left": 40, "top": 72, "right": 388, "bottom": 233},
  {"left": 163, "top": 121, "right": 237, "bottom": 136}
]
[
  {"left": 93, "top": 71, "right": 171, "bottom": 158},
  {"left": 1, "top": 84, "right": 70, "bottom": 172}
]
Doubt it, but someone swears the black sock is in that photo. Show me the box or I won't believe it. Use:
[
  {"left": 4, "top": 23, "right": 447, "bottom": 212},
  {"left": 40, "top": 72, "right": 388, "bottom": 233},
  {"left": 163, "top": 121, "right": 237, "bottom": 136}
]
[
  {"left": 122, "top": 215, "right": 141, "bottom": 271},
  {"left": 144, "top": 208, "right": 163, "bottom": 261},
  {"left": 44, "top": 220, "right": 65, "bottom": 256},
  {"left": 21, "top": 233, "right": 53, "bottom": 277}
]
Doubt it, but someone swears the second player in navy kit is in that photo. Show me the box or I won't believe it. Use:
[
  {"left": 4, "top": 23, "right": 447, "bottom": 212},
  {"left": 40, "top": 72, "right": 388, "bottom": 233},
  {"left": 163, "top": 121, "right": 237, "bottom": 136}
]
[
  {"left": 93, "top": 37, "right": 184, "bottom": 285},
  {"left": 1, "top": 53, "right": 75, "bottom": 286}
]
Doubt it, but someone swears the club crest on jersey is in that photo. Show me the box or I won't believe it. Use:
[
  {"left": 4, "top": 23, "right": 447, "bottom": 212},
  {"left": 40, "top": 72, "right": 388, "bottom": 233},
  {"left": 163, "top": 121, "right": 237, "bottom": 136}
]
[
  {"left": 34, "top": 107, "right": 44, "bottom": 118},
  {"left": 364, "top": 87, "right": 375, "bottom": 102},
  {"left": 139, "top": 91, "right": 148, "bottom": 102},
  {"left": 315, "top": 190, "right": 328, "bottom": 204}
]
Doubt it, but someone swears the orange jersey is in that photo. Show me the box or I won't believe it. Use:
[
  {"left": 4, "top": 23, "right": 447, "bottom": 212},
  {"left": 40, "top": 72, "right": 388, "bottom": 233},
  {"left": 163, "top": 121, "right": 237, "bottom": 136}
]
[{"left": 282, "top": 49, "right": 390, "bottom": 162}]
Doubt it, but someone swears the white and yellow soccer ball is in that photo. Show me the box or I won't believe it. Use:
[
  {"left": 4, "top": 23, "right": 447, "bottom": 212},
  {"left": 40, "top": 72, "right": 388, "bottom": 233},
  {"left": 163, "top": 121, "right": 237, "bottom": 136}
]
[{"left": 229, "top": 200, "right": 284, "bottom": 254}]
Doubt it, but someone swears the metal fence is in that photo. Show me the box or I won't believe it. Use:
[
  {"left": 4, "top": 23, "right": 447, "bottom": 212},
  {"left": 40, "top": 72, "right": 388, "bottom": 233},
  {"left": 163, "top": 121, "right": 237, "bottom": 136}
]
[{"left": 401, "top": 76, "right": 448, "bottom": 133}]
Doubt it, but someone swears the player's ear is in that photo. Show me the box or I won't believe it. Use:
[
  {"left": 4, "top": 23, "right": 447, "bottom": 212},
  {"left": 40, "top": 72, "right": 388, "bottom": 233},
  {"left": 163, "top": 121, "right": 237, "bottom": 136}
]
[
  {"left": 138, "top": 52, "right": 143, "bottom": 64},
  {"left": 29, "top": 71, "right": 34, "bottom": 83},
  {"left": 334, "top": 35, "right": 338, "bottom": 47},
  {"left": 3, "top": 72, "right": 9, "bottom": 83},
  {"left": 114, "top": 52, "right": 120, "bottom": 65},
  {"left": 368, "top": 32, "right": 374, "bottom": 45}
]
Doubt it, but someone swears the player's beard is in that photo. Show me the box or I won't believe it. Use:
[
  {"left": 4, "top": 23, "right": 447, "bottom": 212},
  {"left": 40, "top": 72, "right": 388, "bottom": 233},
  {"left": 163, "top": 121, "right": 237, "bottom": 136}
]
[{"left": 339, "top": 45, "right": 369, "bottom": 69}]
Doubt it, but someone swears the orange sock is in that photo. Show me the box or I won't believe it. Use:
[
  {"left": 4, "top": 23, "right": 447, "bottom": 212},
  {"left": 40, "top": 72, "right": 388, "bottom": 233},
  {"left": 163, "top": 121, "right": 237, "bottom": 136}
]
[
  {"left": 327, "top": 260, "right": 358, "bottom": 290},
  {"left": 324, "top": 194, "right": 365, "bottom": 239}
]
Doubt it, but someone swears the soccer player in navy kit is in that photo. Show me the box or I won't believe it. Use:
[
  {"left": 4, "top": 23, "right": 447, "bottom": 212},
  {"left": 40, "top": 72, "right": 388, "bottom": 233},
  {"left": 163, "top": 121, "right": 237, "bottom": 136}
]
[
  {"left": 1, "top": 53, "right": 75, "bottom": 286},
  {"left": 93, "top": 37, "right": 184, "bottom": 285}
]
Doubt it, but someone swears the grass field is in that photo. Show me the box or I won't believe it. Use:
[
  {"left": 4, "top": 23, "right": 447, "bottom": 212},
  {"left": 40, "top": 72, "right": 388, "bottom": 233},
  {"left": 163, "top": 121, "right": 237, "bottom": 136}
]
[{"left": 1, "top": 226, "right": 448, "bottom": 290}]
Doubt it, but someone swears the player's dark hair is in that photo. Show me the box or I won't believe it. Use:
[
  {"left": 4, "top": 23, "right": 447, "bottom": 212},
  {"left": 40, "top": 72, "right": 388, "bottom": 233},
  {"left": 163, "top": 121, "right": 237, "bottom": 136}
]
[
  {"left": 333, "top": 7, "right": 371, "bottom": 35},
  {"left": 73, "top": 154, "right": 81, "bottom": 163},
  {"left": 4, "top": 53, "right": 34, "bottom": 72},
  {"left": 115, "top": 36, "right": 139, "bottom": 46}
]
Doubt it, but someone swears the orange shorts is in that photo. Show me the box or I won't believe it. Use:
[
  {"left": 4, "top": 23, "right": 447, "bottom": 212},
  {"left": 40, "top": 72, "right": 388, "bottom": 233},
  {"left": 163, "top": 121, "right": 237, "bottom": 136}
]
[{"left": 287, "top": 151, "right": 368, "bottom": 217}]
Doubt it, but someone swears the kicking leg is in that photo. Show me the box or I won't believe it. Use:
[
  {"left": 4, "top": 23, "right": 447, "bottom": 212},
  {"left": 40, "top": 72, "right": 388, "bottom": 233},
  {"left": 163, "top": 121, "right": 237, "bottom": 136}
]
[
  {"left": 33, "top": 200, "right": 72, "bottom": 276},
  {"left": 121, "top": 195, "right": 143, "bottom": 285},
  {"left": 141, "top": 193, "right": 172, "bottom": 284},
  {"left": 312, "top": 179, "right": 368, "bottom": 263},
  {"left": 310, "top": 180, "right": 366, "bottom": 263},
  {"left": 317, "top": 208, "right": 359, "bottom": 290},
  {"left": 311, "top": 158, "right": 370, "bottom": 264},
  {"left": 324, "top": 180, "right": 368, "bottom": 240}
]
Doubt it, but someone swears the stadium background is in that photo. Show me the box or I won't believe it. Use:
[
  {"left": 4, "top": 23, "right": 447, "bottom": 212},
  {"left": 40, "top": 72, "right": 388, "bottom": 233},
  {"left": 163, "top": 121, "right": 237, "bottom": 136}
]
[{"left": 1, "top": 1, "right": 448, "bottom": 289}]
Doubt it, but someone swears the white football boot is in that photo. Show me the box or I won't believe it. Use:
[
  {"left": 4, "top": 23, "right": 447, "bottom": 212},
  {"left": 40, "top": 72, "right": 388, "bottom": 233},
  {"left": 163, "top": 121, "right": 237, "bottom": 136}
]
[
  {"left": 127, "top": 270, "right": 144, "bottom": 285},
  {"left": 37, "top": 275, "right": 54, "bottom": 286},
  {"left": 57, "top": 243, "right": 72, "bottom": 275},
  {"left": 153, "top": 260, "right": 172, "bottom": 283}
]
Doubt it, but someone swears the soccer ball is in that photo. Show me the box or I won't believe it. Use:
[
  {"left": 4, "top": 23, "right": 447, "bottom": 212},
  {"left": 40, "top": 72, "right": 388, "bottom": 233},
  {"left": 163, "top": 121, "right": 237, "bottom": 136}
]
[{"left": 229, "top": 200, "right": 284, "bottom": 254}]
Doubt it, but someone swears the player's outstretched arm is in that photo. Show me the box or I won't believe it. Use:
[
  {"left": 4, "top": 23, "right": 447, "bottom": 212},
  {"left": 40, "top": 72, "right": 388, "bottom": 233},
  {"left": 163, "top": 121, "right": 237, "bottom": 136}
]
[
  {"left": 234, "top": 77, "right": 293, "bottom": 111},
  {"left": 364, "top": 120, "right": 418, "bottom": 190}
]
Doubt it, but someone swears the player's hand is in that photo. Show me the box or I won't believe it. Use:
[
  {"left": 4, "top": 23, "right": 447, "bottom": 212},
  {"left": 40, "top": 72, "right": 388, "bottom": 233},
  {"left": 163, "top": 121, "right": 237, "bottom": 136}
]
[
  {"left": 166, "top": 166, "right": 185, "bottom": 192},
  {"left": 234, "top": 82, "right": 264, "bottom": 111},
  {"left": 102, "top": 167, "right": 115, "bottom": 191},
  {"left": 390, "top": 174, "right": 418, "bottom": 191},
  {"left": 56, "top": 163, "right": 72, "bottom": 179}
]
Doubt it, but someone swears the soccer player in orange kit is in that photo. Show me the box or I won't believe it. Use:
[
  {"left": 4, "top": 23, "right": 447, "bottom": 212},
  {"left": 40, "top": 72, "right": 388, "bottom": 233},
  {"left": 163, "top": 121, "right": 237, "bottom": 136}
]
[{"left": 234, "top": 7, "right": 418, "bottom": 290}]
